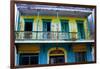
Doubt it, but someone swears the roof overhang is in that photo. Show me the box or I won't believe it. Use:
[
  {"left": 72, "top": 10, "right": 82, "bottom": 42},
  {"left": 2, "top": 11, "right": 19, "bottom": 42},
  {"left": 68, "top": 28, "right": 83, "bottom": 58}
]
[{"left": 16, "top": 4, "right": 93, "bottom": 17}]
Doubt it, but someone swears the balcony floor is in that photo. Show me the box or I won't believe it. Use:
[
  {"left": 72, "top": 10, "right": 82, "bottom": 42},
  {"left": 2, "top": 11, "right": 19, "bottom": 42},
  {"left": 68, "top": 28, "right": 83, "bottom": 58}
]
[{"left": 15, "top": 40, "right": 94, "bottom": 43}]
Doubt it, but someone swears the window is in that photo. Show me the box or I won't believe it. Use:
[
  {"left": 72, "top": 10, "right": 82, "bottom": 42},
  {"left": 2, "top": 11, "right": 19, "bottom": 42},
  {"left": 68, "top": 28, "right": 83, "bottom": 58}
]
[
  {"left": 77, "top": 21, "right": 85, "bottom": 39},
  {"left": 19, "top": 53, "right": 38, "bottom": 65},
  {"left": 43, "top": 19, "right": 51, "bottom": 32},
  {"left": 75, "top": 52, "right": 87, "bottom": 62},
  {"left": 61, "top": 20, "right": 69, "bottom": 32},
  {"left": 24, "top": 19, "right": 33, "bottom": 31},
  {"left": 24, "top": 22, "right": 33, "bottom": 31},
  {"left": 49, "top": 49, "right": 65, "bottom": 64},
  {"left": 43, "top": 19, "right": 51, "bottom": 39},
  {"left": 49, "top": 56, "right": 65, "bottom": 64},
  {"left": 24, "top": 19, "right": 33, "bottom": 39},
  {"left": 60, "top": 20, "right": 69, "bottom": 39}
]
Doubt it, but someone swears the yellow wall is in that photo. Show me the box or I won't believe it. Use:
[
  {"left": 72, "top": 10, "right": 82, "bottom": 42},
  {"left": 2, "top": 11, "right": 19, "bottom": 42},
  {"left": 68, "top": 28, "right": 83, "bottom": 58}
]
[{"left": 19, "top": 15, "right": 89, "bottom": 39}]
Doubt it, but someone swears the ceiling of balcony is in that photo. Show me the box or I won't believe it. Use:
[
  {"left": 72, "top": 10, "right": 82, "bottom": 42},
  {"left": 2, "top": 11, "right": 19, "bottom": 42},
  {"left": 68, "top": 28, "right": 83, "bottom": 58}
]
[{"left": 16, "top": 4, "right": 93, "bottom": 17}]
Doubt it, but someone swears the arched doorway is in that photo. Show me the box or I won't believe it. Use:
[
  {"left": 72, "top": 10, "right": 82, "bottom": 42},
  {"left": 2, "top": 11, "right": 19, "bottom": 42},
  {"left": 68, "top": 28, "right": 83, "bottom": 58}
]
[{"left": 48, "top": 48, "right": 66, "bottom": 64}]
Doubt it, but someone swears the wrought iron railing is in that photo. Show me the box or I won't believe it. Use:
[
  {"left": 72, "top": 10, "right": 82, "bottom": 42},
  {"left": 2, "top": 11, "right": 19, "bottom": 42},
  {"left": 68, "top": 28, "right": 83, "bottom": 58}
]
[{"left": 15, "top": 31, "right": 94, "bottom": 40}]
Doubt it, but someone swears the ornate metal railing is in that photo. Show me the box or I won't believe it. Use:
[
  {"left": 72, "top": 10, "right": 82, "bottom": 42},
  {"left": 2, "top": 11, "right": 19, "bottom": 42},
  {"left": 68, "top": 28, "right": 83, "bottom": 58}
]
[{"left": 15, "top": 31, "right": 94, "bottom": 40}]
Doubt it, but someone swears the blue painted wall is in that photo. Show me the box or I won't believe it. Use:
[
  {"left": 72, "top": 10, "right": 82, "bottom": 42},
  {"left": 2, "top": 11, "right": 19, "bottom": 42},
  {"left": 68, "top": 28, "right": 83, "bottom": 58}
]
[
  {"left": 38, "top": 43, "right": 93, "bottom": 64},
  {"left": 16, "top": 43, "right": 93, "bottom": 65},
  {"left": 86, "top": 43, "right": 93, "bottom": 61},
  {"left": 39, "top": 43, "right": 75, "bottom": 64}
]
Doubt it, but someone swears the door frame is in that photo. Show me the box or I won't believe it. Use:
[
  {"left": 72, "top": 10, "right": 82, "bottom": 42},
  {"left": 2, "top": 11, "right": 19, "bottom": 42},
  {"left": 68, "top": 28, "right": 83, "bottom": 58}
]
[
  {"left": 60, "top": 20, "right": 69, "bottom": 39},
  {"left": 42, "top": 19, "right": 51, "bottom": 39},
  {"left": 42, "top": 19, "right": 51, "bottom": 32},
  {"left": 24, "top": 19, "right": 34, "bottom": 31},
  {"left": 47, "top": 47, "right": 67, "bottom": 64},
  {"left": 76, "top": 20, "right": 85, "bottom": 39}
]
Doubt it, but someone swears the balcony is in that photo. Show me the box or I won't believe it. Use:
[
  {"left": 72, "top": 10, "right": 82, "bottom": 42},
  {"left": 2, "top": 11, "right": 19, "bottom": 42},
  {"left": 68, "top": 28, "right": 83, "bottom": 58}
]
[{"left": 15, "top": 31, "right": 94, "bottom": 41}]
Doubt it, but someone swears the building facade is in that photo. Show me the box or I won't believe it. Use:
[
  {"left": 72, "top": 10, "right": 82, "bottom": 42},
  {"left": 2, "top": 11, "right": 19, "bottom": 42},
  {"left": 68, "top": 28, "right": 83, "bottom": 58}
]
[{"left": 14, "top": 3, "right": 95, "bottom": 66}]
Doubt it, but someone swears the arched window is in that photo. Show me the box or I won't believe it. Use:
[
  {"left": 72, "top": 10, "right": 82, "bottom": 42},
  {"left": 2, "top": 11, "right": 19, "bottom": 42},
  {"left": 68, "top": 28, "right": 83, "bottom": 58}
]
[
  {"left": 50, "top": 49, "right": 64, "bottom": 54},
  {"left": 48, "top": 48, "right": 66, "bottom": 64}
]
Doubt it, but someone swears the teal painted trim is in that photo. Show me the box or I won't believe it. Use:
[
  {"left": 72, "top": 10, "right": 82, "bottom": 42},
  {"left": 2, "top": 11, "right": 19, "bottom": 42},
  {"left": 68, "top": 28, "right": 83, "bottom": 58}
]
[
  {"left": 60, "top": 19, "right": 69, "bottom": 22},
  {"left": 24, "top": 19, "right": 33, "bottom": 22},
  {"left": 76, "top": 20, "right": 84, "bottom": 23},
  {"left": 42, "top": 19, "right": 51, "bottom": 22},
  {"left": 17, "top": 14, "right": 20, "bottom": 31},
  {"left": 24, "top": 19, "right": 34, "bottom": 31}
]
